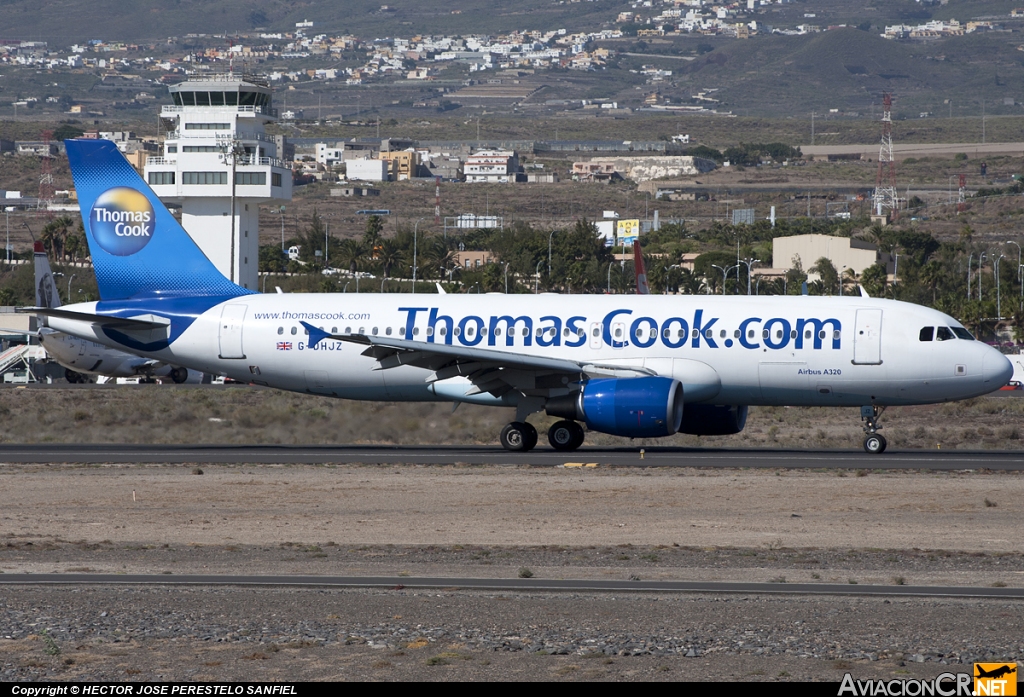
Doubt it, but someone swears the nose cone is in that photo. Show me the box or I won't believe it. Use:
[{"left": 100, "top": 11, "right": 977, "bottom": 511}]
[{"left": 983, "top": 349, "right": 1013, "bottom": 389}]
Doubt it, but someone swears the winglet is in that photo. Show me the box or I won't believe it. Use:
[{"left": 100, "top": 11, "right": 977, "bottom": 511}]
[
  {"left": 859, "top": 285, "right": 870, "bottom": 298},
  {"left": 300, "top": 321, "right": 332, "bottom": 349},
  {"left": 436, "top": 282, "right": 446, "bottom": 295}
]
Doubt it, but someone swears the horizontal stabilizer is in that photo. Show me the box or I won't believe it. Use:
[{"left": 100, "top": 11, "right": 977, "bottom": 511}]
[{"left": 17, "top": 307, "right": 170, "bottom": 331}]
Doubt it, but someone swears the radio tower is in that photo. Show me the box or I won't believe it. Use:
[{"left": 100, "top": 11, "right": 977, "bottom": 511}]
[
  {"left": 38, "top": 129, "right": 55, "bottom": 209},
  {"left": 871, "top": 93, "right": 899, "bottom": 219}
]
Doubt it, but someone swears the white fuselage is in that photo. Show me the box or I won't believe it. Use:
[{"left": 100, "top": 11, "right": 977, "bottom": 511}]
[{"left": 45, "top": 293, "right": 1012, "bottom": 408}]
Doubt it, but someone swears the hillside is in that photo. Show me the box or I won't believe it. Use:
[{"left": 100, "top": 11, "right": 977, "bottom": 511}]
[{"left": 620, "top": 28, "right": 1024, "bottom": 116}]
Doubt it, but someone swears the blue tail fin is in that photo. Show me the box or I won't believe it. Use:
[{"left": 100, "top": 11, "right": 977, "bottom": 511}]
[{"left": 66, "top": 139, "right": 251, "bottom": 301}]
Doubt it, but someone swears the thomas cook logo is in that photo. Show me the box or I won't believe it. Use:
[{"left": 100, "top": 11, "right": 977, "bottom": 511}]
[
  {"left": 90, "top": 187, "right": 155, "bottom": 257},
  {"left": 975, "top": 663, "right": 1017, "bottom": 696}
]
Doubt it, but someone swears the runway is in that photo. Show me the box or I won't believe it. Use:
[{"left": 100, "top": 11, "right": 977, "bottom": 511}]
[
  {"left": 2, "top": 573, "right": 1022, "bottom": 599},
  {"left": 2, "top": 443, "right": 1024, "bottom": 469}
]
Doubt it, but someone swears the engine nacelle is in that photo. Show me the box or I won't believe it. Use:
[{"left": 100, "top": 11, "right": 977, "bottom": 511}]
[
  {"left": 678, "top": 404, "right": 748, "bottom": 436},
  {"left": 546, "top": 376, "right": 683, "bottom": 438}
]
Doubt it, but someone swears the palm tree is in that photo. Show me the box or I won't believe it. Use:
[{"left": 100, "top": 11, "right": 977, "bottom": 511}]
[{"left": 377, "top": 239, "right": 404, "bottom": 279}]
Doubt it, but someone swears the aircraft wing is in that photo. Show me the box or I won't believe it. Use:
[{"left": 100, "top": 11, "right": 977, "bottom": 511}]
[{"left": 300, "top": 322, "right": 653, "bottom": 398}]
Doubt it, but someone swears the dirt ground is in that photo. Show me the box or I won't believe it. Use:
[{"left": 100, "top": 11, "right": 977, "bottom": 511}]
[{"left": 1, "top": 462, "right": 1023, "bottom": 681}]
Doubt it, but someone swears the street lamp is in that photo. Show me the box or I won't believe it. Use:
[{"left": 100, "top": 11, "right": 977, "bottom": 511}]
[
  {"left": 711, "top": 264, "right": 738, "bottom": 295},
  {"left": 547, "top": 229, "right": 557, "bottom": 278},
  {"left": 503, "top": 262, "right": 509, "bottom": 294},
  {"left": 967, "top": 253, "right": 974, "bottom": 300},
  {"left": 536, "top": 259, "right": 544, "bottom": 294},
  {"left": 738, "top": 257, "right": 760, "bottom": 295},
  {"left": 978, "top": 251, "right": 988, "bottom": 301},
  {"left": 1007, "top": 240, "right": 1022, "bottom": 310},
  {"left": 67, "top": 274, "right": 76, "bottom": 302},
  {"left": 995, "top": 254, "right": 1005, "bottom": 318},
  {"left": 278, "top": 206, "right": 286, "bottom": 252},
  {"left": 413, "top": 217, "right": 427, "bottom": 292}
]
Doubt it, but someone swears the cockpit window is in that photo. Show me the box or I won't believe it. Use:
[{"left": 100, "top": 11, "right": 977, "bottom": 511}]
[
  {"left": 952, "top": 327, "right": 974, "bottom": 340},
  {"left": 936, "top": 327, "right": 955, "bottom": 341},
  {"left": 919, "top": 327, "right": 934, "bottom": 341}
]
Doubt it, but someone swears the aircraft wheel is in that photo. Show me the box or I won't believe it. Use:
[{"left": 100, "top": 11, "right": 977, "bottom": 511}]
[
  {"left": 170, "top": 367, "right": 189, "bottom": 384},
  {"left": 521, "top": 422, "right": 538, "bottom": 452},
  {"left": 64, "top": 369, "right": 84, "bottom": 384},
  {"left": 500, "top": 422, "right": 532, "bottom": 452},
  {"left": 548, "top": 420, "right": 582, "bottom": 452},
  {"left": 863, "top": 433, "right": 887, "bottom": 454}
]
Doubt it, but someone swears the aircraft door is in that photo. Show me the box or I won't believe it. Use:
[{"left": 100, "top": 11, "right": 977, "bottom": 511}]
[
  {"left": 853, "top": 309, "right": 883, "bottom": 365},
  {"left": 588, "top": 322, "right": 602, "bottom": 349},
  {"left": 218, "top": 304, "right": 247, "bottom": 359},
  {"left": 77, "top": 337, "right": 87, "bottom": 356}
]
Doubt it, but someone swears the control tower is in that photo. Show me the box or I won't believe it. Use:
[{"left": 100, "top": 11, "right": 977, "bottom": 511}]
[{"left": 145, "top": 74, "right": 291, "bottom": 290}]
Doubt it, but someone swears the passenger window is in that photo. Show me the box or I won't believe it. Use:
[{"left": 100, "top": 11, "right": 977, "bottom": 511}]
[
  {"left": 494, "top": 327, "right": 502, "bottom": 336},
  {"left": 833, "top": 330, "right": 840, "bottom": 340},
  {"left": 386, "top": 327, "right": 392, "bottom": 335},
  {"left": 345, "top": 326, "right": 351, "bottom": 334},
  {"left": 650, "top": 329, "right": 657, "bottom": 338},
  {"left": 818, "top": 330, "right": 826, "bottom": 340},
  {"left": 615, "top": 328, "right": 623, "bottom": 338},
  {"left": 523, "top": 327, "right": 530, "bottom": 336},
  {"left": 937, "top": 327, "right": 954, "bottom": 341},
  {"left": 805, "top": 330, "right": 811, "bottom": 340},
  {"left": 467, "top": 327, "right": 475, "bottom": 337},
  {"left": 291, "top": 327, "right": 297, "bottom": 335},
  {"left": 634, "top": 327, "right": 641, "bottom": 338},
  {"left": 400, "top": 326, "right": 406, "bottom": 336},
  {"left": 719, "top": 330, "right": 726, "bottom": 338},
  {"left": 748, "top": 329, "right": 755, "bottom": 339},
  {"left": 775, "top": 330, "right": 783, "bottom": 340},
  {"left": 693, "top": 329, "right": 699, "bottom": 338},
  {"left": 454, "top": 327, "right": 461, "bottom": 337},
  {"left": 663, "top": 328, "right": 671, "bottom": 338},
  {"left": 733, "top": 330, "right": 740, "bottom": 338},
  {"left": 592, "top": 327, "right": 600, "bottom": 337},
  {"left": 439, "top": 327, "right": 446, "bottom": 336},
  {"left": 762, "top": 329, "right": 769, "bottom": 339},
  {"left": 704, "top": 329, "right": 712, "bottom": 338},
  {"left": 413, "top": 327, "right": 419, "bottom": 336},
  {"left": 372, "top": 327, "right": 378, "bottom": 335},
  {"left": 426, "top": 327, "right": 433, "bottom": 336},
  {"left": 790, "top": 330, "right": 796, "bottom": 339},
  {"left": 678, "top": 330, "right": 685, "bottom": 338},
  {"left": 578, "top": 328, "right": 585, "bottom": 337},
  {"left": 358, "top": 327, "right": 364, "bottom": 334},
  {"left": 277, "top": 327, "right": 283, "bottom": 335}
]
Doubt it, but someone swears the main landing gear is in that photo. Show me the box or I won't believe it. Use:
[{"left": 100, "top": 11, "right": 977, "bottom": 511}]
[
  {"left": 860, "top": 405, "right": 887, "bottom": 454},
  {"left": 498, "top": 420, "right": 586, "bottom": 452}
]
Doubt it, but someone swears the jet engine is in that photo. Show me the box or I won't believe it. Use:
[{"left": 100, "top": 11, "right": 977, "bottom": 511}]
[{"left": 546, "top": 376, "right": 684, "bottom": 438}]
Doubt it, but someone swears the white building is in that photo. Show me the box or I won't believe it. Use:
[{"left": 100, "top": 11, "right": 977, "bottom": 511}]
[
  {"left": 316, "top": 143, "right": 344, "bottom": 166},
  {"left": 346, "top": 158, "right": 389, "bottom": 182},
  {"left": 144, "top": 74, "right": 292, "bottom": 290},
  {"left": 464, "top": 150, "right": 519, "bottom": 184}
]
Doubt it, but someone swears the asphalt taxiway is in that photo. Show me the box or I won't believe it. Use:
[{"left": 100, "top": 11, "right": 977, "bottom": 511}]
[{"left": 1, "top": 443, "right": 1024, "bottom": 469}]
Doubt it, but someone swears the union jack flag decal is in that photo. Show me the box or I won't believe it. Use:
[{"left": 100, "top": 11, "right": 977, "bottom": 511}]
[{"left": 277, "top": 342, "right": 293, "bottom": 351}]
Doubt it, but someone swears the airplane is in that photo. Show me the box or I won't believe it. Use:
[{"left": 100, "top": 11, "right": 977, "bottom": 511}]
[
  {"left": 33, "top": 241, "right": 200, "bottom": 384},
  {"left": 18, "top": 139, "right": 1014, "bottom": 453}
]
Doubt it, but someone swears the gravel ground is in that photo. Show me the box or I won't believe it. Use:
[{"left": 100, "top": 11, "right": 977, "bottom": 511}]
[
  {"left": 0, "top": 463, "right": 1022, "bottom": 681},
  {"left": 2, "top": 587, "right": 1023, "bottom": 682}
]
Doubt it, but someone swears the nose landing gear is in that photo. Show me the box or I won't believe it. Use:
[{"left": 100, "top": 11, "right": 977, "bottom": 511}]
[{"left": 861, "top": 405, "right": 887, "bottom": 454}]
